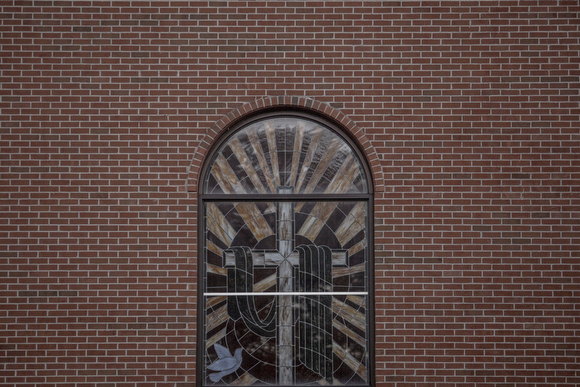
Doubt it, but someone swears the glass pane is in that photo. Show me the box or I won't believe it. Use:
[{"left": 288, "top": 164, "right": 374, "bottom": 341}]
[
  {"left": 202, "top": 201, "right": 369, "bottom": 386},
  {"left": 204, "top": 116, "right": 368, "bottom": 195}
]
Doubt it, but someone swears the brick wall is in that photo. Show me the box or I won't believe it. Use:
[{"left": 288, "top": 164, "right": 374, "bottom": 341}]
[{"left": 1, "top": 1, "right": 579, "bottom": 386}]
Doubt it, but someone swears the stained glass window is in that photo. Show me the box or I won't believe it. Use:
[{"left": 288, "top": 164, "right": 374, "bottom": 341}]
[{"left": 200, "top": 112, "right": 373, "bottom": 386}]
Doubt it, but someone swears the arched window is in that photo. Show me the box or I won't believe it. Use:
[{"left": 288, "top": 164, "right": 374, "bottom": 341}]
[{"left": 199, "top": 111, "right": 374, "bottom": 386}]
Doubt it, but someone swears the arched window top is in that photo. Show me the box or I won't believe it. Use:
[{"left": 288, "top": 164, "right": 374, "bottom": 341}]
[
  {"left": 203, "top": 112, "right": 370, "bottom": 196},
  {"left": 199, "top": 110, "right": 374, "bottom": 387}
]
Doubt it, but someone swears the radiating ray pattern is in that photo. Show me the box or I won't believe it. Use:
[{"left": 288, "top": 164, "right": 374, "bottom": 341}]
[
  {"left": 205, "top": 117, "right": 367, "bottom": 195},
  {"left": 202, "top": 115, "right": 370, "bottom": 386}
]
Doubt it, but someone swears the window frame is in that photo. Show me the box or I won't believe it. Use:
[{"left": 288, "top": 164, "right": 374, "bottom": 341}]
[{"left": 197, "top": 109, "right": 375, "bottom": 387}]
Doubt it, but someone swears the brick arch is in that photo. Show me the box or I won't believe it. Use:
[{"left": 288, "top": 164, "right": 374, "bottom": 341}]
[{"left": 187, "top": 96, "right": 384, "bottom": 193}]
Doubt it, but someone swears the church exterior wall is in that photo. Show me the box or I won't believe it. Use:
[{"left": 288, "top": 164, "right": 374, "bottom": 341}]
[{"left": 1, "top": 2, "right": 579, "bottom": 386}]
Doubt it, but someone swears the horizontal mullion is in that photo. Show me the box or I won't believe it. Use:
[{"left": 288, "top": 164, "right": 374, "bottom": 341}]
[
  {"left": 201, "top": 193, "right": 370, "bottom": 202},
  {"left": 204, "top": 291, "right": 368, "bottom": 297}
]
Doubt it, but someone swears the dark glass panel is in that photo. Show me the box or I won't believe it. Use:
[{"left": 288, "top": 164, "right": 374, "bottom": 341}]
[
  {"left": 334, "top": 360, "right": 365, "bottom": 385},
  {"left": 221, "top": 143, "right": 234, "bottom": 160},
  {"left": 254, "top": 167, "right": 273, "bottom": 194},
  {"left": 293, "top": 212, "right": 307, "bottom": 236},
  {"left": 295, "top": 234, "right": 314, "bottom": 247},
  {"left": 205, "top": 320, "right": 228, "bottom": 344},
  {"left": 221, "top": 209, "right": 245, "bottom": 235},
  {"left": 206, "top": 231, "right": 228, "bottom": 251},
  {"left": 230, "top": 224, "right": 259, "bottom": 249},
  {"left": 253, "top": 235, "right": 276, "bottom": 250},
  {"left": 205, "top": 173, "right": 223, "bottom": 194},
  {"left": 327, "top": 205, "right": 350, "bottom": 232},
  {"left": 315, "top": 176, "right": 332, "bottom": 194},
  {"left": 313, "top": 224, "right": 341, "bottom": 250},
  {"left": 206, "top": 271, "right": 226, "bottom": 290},
  {"left": 253, "top": 267, "right": 276, "bottom": 284},
  {"left": 297, "top": 201, "right": 316, "bottom": 215},
  {"left": 349, "top": 271, "right": 366, "bottom": 291},
  {"left": 343, "top": 313, "right": 366, "bottom": 340},
  {"left": 238, "top": 175, "right": 258, "bottom": 195},
  {"left": 206, "top": 249, "right": 223, "bottom": 267},
  {"left": 351, "top": 173, "right": 365, "bottom": 193},
  {"left": 347, "top": 239, "right": 366, "bottom": 264},
  {"left": 333, "top": 274, "right": 350, "bottom": 291}
]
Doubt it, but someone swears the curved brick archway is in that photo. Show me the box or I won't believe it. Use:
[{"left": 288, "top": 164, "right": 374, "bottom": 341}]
[{"left": 187, "top": 96, "right": 384, "bottom": 193}]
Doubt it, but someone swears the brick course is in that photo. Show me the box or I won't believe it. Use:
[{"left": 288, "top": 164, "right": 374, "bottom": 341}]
[{"left": 1, "top": 1, "right": 579, "bottom": 386}]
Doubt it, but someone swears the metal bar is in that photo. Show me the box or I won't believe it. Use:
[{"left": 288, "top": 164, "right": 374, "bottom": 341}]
[
  {"left": 200, "top": 193, "right": 371, "bottom": 202},
  {"left": 204, "top": 292, "right": 368, "bottom": 297}
]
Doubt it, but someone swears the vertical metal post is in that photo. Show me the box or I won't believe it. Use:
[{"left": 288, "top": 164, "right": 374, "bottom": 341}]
[{"left": 277, "top": 187, "right": 294, "bottom": 385}]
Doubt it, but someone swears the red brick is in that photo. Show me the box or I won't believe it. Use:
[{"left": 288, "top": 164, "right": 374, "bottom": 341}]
[{"left": 2, "top": 1, "right": 580, "bottom": 386}]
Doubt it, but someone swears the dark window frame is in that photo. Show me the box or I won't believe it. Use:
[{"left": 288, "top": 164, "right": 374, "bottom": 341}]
[{"left": 197, "top": 109, "right": 375, "bottom": 387}]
